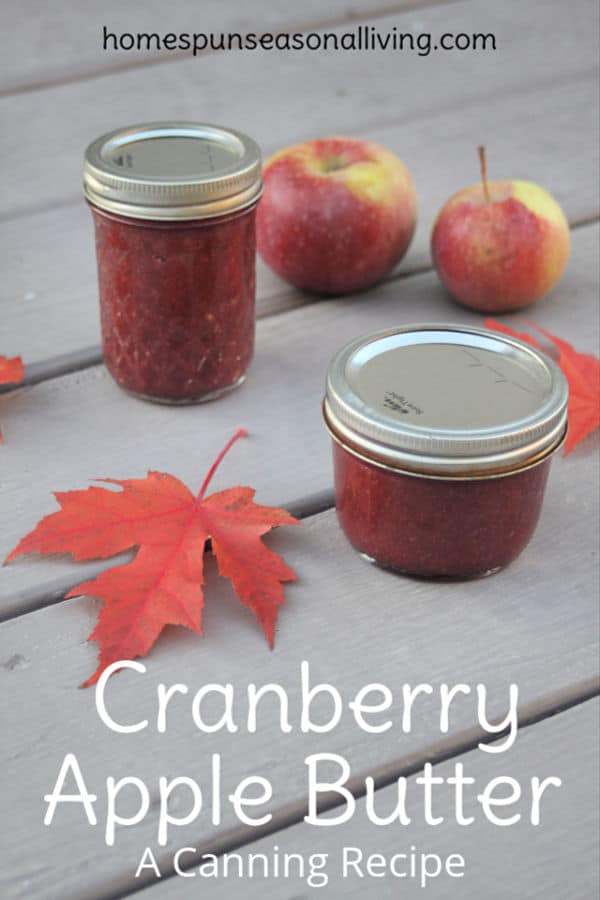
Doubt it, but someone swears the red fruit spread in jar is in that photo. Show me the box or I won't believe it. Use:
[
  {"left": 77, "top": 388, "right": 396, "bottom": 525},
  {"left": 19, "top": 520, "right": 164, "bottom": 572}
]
[
  {"left": 84, "top": 123, "right": 262, "bottom": 403},
  {"left": 323, "top": 325, "right": 568, "bottom": 578}
]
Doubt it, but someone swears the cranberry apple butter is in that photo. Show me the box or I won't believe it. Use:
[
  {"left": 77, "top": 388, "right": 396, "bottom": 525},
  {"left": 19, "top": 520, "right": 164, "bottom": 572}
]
[
  {"left": 323, "top": 325, "right": 568, "bottom": 578},
  {"left": 84, "top": 123, "right": 262, "bottom": 402}
]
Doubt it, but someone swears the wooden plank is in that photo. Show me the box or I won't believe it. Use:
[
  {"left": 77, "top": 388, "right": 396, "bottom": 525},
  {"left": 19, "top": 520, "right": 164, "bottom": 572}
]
[
  {"left": 3, "top": 72, "right": 598, "bottom": 371},
  {"left": 132, "top": 700, "right": 600, "bottom": 900},
  {"left": 0, "top": 502, "right": 597, "bottom": 900},
  {"left": 1, "top": 0, "right": 443, "bottom": 94},
  {"left": 0, "top": 0, "right": 597, "bottom": 220},
  {"left": 1, "top": 221, "right": 598, "bottom": 614}
]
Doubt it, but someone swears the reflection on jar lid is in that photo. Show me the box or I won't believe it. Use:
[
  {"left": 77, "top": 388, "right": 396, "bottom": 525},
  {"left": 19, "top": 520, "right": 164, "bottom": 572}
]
[
  {"left": 84, "top": 122, "right": 262, "bottom": 220},
  {"left": 324, "top": 324, "right": 569, "bottom": 476}
]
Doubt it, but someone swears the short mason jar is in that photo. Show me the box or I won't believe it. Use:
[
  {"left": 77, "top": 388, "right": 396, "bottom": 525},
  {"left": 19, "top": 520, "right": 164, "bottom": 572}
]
[
  {"left": 323, "top": 325, "right": 568, "bottom": 578},
  {"left": 84, "top": 122, "right": 262, "bottom": 403}
]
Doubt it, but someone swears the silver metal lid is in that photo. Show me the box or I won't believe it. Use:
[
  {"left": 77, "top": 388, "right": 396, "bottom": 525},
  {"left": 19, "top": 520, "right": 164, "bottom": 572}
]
[
  {"left": 84, "top": 122, "right": 262, "bottom": 220},
  {"left": 324, "top": 324, "right": 568, "bottom": 476}
]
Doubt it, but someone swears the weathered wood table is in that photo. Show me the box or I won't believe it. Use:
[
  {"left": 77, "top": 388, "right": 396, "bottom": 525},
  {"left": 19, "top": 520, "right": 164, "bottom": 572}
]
[{"left": 1, "top": 1, "right": 599, "bottom": 898}]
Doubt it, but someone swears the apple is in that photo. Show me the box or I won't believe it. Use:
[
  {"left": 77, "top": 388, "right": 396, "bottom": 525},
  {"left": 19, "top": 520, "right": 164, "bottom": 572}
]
[
  {"left": 431, "top": 147, "right": 570, "bottom": 312},
  {"left": 256, "top": 137, "right": 417, "bottom": 294}
]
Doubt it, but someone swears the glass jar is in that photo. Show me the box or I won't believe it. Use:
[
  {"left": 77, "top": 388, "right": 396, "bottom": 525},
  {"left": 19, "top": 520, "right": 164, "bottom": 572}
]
[
  {"left": 84, "top": 122, "right": 262, "bottom": 403},
  {"left": 323, "top": 325, "right": 568, "bottom": 578}
]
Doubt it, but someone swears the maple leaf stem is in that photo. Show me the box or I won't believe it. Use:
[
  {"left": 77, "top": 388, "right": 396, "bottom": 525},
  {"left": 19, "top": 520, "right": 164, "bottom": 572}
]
[
  {"left": 197, "top": 428, "right": 248, "bottom": 500},
  {"left": 478, "top": 145, "right": 490, "bottom": 203}
]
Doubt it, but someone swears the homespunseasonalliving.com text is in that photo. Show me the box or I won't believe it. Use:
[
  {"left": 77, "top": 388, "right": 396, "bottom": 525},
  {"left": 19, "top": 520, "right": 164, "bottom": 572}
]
[{"left": 101, "top": 25, "right": 497, "bottom": 58}]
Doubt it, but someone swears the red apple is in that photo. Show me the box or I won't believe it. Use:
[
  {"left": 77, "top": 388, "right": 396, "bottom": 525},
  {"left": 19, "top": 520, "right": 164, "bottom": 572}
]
[
  {"left": 431, "top": 147, "right": 570, "bottom": 312},
  {"left": 256, "top": 137, "right": 417, "bottom": 295}
]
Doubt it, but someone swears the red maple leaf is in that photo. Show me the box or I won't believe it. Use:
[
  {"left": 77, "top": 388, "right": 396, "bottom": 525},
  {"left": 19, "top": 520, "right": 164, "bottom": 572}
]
[
  {"left": 483, "top": 319, "right": 541, "bottom": 350},
  {"left": 5, "top": 429, "right": 300, "bottom": 686},
  {"left": 0, "top": 354, "right": 24, "bottom": 444},
  {"left": 485, "top": 319, "right": 600, "bottom": 454}
]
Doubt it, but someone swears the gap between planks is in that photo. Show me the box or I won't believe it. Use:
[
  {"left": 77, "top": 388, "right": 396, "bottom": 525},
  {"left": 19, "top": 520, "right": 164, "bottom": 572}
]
[
  {"left": 57, "top": 684, "right": 600, "bottom": 900},
  {"left": 2, "top": 214, "right": 598, "bottom": 395},
  {"left": 0, "top": 490, "right": 335, "bottom": 626},
  {"left": 0, "top": 0, "right": 462, "bottom": 100}
]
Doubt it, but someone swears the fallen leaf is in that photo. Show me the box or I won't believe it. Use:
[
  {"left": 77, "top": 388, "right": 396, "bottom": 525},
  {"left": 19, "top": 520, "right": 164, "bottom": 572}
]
[
  {"left": 5, "top": 429, "right": 300, "bottom": 686},
  {"left": 529, "top": 324, "right": 600, "bottom": 453},
  {"left": 0, "top": 355, "right": 24, "bottom": 444},
  {"left": 485, "top": 319, "right": 600, "bottom": 454},
  {"left": 0, "top": 356, "right": 24, "bottom": 384},
  {"left": 483, "top": 319, "right": 541, "bottom": 349}
]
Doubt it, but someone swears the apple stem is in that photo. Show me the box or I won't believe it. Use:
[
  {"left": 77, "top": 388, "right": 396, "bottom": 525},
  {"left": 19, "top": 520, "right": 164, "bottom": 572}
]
[
  {"left": 198, "top": 427, "right": 248, "bottom": 499},
  {"left": 478, "top": 145, "right": 490, "bottom": 202}
]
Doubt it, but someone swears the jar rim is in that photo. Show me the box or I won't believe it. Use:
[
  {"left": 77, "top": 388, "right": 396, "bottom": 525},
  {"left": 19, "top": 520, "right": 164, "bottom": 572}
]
[
  {"left": 85, "top": 196, "right": 260, "bottom": 226},
  {"left": 324, "top": 403, "right": 566, "bottom": 480},
  {"left": 83, "top": 121, "right": 262, "bottom": 220},
  {"left": 324, "top": 324, "right": 569, "bottom": 477}
]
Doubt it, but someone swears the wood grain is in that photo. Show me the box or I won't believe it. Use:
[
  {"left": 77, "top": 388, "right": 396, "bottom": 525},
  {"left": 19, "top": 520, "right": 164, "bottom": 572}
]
[
  {"left": 131, "top": 700, "right": 600, "bottom": 900},
  {"left": 1, "top": 6, "right": 598, "bottom": 900},
  {"left": 0, "top": 0, "right": 448, "bottom": 94},
  {"left": 3, "top": 73, "right": 598, "bottom": 372},
  {"left": 0, "top": 500, "right": 597, "bottom": 900},
  {"left": 0, "top": 0, "right": 597, "bottom": 220},
  {"left": 1, "top": 222, "right": 598, "bottom": 615}
]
